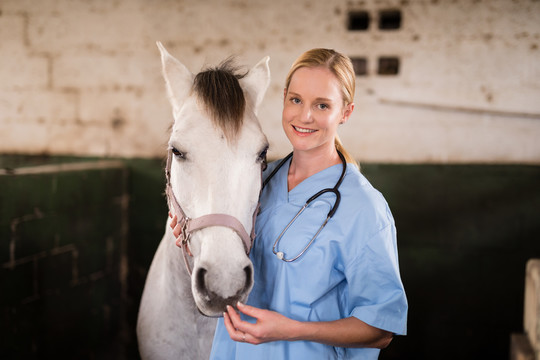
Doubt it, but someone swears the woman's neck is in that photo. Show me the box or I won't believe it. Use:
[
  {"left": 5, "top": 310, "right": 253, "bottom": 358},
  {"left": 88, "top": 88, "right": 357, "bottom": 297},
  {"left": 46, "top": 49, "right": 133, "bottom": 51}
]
[{"left": 287, "top": 148, "right": 341, "bottom": 191}]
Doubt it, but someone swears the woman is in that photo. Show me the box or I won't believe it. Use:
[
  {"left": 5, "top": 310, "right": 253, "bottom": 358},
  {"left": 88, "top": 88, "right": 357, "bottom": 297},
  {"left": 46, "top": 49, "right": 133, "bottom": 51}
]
[{"left": 204, "top": 48, "right": 406, "bottom": 359}]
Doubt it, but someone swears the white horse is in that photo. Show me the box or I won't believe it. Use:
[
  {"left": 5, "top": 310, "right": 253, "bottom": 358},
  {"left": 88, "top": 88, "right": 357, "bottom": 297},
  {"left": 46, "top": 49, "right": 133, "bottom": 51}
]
[{"left": 137, "top": 42, "right": 270, "bottom": 359}]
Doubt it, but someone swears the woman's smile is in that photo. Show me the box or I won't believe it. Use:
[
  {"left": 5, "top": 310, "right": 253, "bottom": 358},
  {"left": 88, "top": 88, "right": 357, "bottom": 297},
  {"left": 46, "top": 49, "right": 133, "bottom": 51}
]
[{"left": 292, "top": 125, "right": 317, "bottom": 134}]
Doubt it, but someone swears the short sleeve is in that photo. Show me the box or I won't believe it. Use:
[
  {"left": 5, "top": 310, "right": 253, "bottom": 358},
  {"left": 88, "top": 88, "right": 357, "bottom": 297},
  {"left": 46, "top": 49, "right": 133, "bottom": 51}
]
[{"left": 346, "top": 222, "right": 408, "bottom": 335}]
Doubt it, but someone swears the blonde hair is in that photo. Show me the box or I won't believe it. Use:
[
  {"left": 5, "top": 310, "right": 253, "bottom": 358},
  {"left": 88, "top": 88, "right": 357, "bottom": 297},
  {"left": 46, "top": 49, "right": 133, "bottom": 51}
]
[{"left": 285, "top": 48, "right": 358, "bottom": 168}]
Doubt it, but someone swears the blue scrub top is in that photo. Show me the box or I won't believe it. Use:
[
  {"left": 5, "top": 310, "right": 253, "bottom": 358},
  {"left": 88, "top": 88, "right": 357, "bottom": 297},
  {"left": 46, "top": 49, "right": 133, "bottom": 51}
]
[{"left": 210, "top": 158, "right": 407, "bottom": 359}]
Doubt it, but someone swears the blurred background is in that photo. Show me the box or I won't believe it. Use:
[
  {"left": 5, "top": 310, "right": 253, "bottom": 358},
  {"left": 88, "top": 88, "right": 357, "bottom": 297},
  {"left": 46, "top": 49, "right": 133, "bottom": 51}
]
[{"left": 1, "top": 0, "right": 539, "bottom": 358}]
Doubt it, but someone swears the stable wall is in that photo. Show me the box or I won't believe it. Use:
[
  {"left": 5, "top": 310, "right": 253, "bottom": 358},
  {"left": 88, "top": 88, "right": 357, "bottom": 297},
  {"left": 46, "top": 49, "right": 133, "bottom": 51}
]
[
  {"left": 1, "top": 0, "right": 539, "bottom": 163},
  {"left": 1, "top": 0, "right": 540, "bottom": 358}
]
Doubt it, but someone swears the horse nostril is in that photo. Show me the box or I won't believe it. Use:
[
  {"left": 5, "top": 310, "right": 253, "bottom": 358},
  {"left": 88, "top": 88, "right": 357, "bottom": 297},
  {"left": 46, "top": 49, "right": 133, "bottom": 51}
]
[
  {"left": 196, "top": 268, "right": 207, "bottom": 293},
  {"left": 243, "top": 266, "right": 253, "bottom": 288}
]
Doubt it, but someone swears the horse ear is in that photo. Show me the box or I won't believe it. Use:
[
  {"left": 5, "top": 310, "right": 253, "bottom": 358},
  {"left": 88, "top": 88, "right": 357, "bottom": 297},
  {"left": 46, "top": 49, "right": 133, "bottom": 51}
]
[
  {"left": 240, "top": 56, "right": 271, "bottom": 114},
  {"left": 156, "top": 41, "right": 194, "bottom": 115}
]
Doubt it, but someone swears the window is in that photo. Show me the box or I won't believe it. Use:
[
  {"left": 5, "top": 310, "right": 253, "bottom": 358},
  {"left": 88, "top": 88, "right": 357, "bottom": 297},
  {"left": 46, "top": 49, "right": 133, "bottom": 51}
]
[
  {"left": 378, "top": 10, "right": 402, "bottom": 30},
  {"left": 350, "top": 57, "right": 368, "bottom": 76},
  {"left": 348, "top": 11, "right": 370, "bottom": 31},
  {"left": 377, "top": 57, "right": 400, "bottom": 75},
  {"left": 346, "top": 8, "right": 402, "bottom": 77}
]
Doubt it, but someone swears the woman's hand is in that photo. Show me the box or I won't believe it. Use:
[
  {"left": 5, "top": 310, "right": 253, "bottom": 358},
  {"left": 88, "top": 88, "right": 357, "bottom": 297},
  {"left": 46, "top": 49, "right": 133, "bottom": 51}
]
[
  {"left": 169, "top": 212, "right": 181, "bottom": 238},
  {"left": 224, "top": 301, "right": 393, "bottom": 349},
  {"left": 223, "top": 302, "right": 298, "bottom": 345}
]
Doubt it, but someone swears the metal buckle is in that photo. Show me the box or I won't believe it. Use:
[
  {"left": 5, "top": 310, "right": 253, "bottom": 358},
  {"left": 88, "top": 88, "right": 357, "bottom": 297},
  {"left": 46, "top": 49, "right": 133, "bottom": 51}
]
[
  {"left": 175, "top": 217, "right": 191, "bottom": 248},
  {"left": 181, "top": 217, "right": 191, "bottom": 246}
]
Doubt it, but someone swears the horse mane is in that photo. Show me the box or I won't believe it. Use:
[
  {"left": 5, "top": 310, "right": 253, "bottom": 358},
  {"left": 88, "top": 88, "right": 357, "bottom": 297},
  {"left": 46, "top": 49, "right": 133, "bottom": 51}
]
[{"left": 192, "top": 58, "right": 248, "bottom": 142}]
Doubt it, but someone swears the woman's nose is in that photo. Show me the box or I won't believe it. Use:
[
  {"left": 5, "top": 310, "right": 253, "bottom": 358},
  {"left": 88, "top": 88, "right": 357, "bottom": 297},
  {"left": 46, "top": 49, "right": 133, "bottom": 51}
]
[{"left": 299, "top": 105, "right": 313, "bottom": 123}]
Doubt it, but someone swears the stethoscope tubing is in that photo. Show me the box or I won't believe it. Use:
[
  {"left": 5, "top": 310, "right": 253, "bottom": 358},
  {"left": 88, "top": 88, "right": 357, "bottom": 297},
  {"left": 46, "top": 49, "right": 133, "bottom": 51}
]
[{"left": 263, "top": 150, "right": 347, "bottom": 262}]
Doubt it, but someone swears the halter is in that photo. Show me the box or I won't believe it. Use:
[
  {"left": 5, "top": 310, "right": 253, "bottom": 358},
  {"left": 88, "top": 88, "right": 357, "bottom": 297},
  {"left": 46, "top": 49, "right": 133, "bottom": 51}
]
[{"left": 165, "top": 148, "right": 259, "bottom": 275}]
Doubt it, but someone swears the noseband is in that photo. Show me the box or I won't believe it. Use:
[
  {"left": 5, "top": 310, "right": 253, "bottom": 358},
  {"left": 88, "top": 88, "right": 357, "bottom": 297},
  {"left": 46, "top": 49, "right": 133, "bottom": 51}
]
[{"left": 165, "top": 149, "right": 259, "bottom": 275}]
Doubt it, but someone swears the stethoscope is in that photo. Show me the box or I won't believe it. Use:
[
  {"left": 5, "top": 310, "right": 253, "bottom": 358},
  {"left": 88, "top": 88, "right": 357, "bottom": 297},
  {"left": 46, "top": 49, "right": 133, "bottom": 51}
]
[{"left": 261, "top": 150, "right": 347, "bottom": 262}]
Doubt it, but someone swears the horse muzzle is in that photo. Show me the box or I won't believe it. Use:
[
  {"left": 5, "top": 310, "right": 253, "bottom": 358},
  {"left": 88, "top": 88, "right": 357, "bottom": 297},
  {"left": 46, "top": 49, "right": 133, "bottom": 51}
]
[{"left": 192, "top": 261, "right": 254, "bottom": 317}]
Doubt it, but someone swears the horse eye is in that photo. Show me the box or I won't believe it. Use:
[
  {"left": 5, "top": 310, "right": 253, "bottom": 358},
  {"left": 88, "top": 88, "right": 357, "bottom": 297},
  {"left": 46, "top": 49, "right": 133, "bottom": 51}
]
[
  {"left": 257, "top": 147, "right": 268, "bottom": 170},
  {"left": 171, "top": 147, "right": 185, "bottom": 159},
  {"left": 257, "top": 147, "right": 268, "bottom": 162}
]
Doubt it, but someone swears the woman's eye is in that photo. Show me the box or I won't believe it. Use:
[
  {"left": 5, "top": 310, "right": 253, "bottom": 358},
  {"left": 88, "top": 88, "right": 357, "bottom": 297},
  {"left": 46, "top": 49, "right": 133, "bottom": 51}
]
[
  {"left": 290, "top": 97, "right": 301, "bottom": 104},
  {"left": 171, "top": 147, "right": 185, "bottom": 159},
  {"left": 318, "top": 103, "right": 329, "bottom": 110}
]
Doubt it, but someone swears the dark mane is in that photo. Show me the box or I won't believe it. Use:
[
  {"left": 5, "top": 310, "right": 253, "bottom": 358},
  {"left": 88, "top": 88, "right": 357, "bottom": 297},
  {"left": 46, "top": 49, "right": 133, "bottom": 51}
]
[{"left": 192, "top": 58, "right": 247, "bottom": 142}]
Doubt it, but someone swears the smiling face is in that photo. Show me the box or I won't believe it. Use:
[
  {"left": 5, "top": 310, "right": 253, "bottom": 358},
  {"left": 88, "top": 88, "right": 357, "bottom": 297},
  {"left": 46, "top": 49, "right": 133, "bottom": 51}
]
[{"left": 282, "top": 66, "right": 353, "bottom": 157}]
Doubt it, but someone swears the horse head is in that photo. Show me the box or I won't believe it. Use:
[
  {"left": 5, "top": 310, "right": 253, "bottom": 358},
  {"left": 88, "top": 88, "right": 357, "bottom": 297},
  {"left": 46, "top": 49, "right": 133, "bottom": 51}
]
[{"left": 157, "top": 42, "right": 270, "bottom": 317}]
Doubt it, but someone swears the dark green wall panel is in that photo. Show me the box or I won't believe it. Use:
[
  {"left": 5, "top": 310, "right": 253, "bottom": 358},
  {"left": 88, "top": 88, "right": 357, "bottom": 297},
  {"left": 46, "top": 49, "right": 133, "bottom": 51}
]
[
  {"left": 361, "top": 164, "right": 540, "bottom": 359},
  {"left": 1, "top": 160, "right": 130, "bottom": 359}
]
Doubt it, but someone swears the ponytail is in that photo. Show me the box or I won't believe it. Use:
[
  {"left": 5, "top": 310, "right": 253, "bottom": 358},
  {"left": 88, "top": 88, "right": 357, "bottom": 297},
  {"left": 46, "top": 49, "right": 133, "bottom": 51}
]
[{"left": 335, "top": 136, "right": 359, "bottom": 170}]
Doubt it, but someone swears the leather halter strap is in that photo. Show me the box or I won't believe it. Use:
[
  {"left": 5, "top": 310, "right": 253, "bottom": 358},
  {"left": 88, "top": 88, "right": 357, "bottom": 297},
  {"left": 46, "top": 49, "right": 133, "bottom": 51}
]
[{"left": 165, "top": 148, "right": 258, "bottom": 275}]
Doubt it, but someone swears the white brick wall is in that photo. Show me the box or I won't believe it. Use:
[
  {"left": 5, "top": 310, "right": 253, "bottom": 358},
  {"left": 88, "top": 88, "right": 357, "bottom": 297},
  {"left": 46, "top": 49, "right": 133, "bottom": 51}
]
[{"left": 1, "top": 0, "right": 539, "bottom": 162}]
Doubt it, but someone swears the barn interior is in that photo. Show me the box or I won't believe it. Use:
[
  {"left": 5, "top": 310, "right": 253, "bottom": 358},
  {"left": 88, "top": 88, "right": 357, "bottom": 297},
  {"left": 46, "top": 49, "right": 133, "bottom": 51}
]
[{"left": 1, "top": 0, "right": 539, "bottom": 359}]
